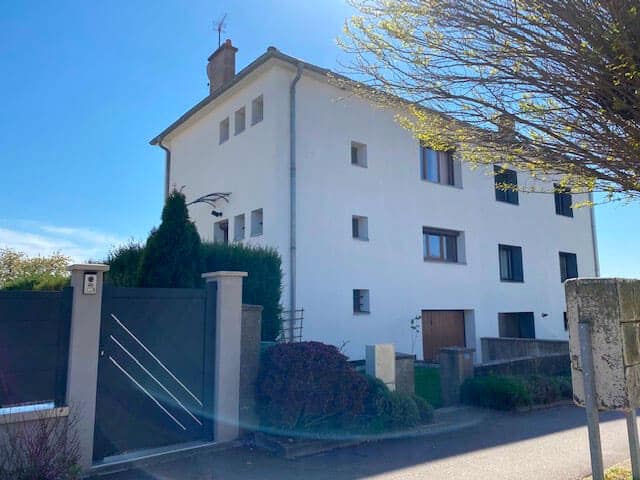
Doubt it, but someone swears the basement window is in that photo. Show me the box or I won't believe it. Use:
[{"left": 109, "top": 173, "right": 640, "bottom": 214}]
[
  {"left": 353, "top": 289, "right": 370, "bottom": 314},
  {"left": 234, "top": 214, "right": 245, "bottom": 241},
  {"left": 352, "top": 215, "right": 369, "bottom": 241},
  {"left": 351, "top": 141, "right": 367, "bottom": 168},
  {"left": 251, "top": 208, "right": 263, "bottom": 237},
  {"left": 219, "top": 117, "right": 230, "bottom": 144},
  {"left": 499, "top": 312, "right": 535, "bottom": 339},
  {"left": 235, "top": 107, "right": 246, "bottom": 135},
  {"left": 214, "top": 219, "right": 229, "bottom": 244},
  {"left": 251, "top": 95, "right": 264, "bottom": 125}
]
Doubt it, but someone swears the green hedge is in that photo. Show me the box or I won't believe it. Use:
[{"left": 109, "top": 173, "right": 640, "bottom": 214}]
[
  {"left": 105, "top": 241, "right": 283, "bottom": 341},
  {"left": 201, "top": 242, "right": 282, "bottom": 341},
  {"left": 461, "top": 374, "right": 572, "bottom": 410}
]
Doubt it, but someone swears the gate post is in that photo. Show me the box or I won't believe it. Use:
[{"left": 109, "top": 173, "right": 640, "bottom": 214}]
[
  {"left": 66, "top": 263, "right": 109, "bottom": 470},
  {"left": 202, "top": 271, "right": 248, "bottom": 443}
]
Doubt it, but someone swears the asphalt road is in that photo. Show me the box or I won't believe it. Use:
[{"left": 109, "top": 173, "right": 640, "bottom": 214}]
[{"left": 96, "top": 405, "right": 634, "bottom": 480}]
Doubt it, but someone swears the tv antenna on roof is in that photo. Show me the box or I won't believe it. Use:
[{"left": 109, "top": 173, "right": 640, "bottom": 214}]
[{"left": 215, "top": 14, "right": 228, "bottom": 47}]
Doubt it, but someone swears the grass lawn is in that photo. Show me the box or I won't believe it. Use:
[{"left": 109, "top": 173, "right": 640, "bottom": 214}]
[{"left": 415, "top": 366, "right": 442, "bottom": 408}]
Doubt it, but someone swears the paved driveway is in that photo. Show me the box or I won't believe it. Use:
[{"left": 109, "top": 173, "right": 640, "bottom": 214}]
[{"left": 94, "top": 405, "right": 634, "bottom": 480}]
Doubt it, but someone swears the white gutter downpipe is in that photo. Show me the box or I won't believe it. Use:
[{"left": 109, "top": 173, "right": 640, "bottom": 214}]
[
  {"left": 158, "top": 138, "right": 171, "bottom": 200},
  {"left": 588, "top": 192, "right": 601, "bottom": 277},
  {"left": 289, "top": 63, "right": 303, "bottom": 340}
]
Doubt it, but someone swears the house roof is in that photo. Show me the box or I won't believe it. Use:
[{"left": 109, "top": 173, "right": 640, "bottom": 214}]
[{"left": 149, "top": 47, "right": 345, "bottom": 146}]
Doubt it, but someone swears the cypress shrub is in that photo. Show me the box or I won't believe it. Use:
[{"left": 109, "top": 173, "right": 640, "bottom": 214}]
[
  {"left": 138, "top": 190, "right": 202, "bottom": 288},
  {"left": 201, "top": 242, "right": 282, "bottom": 340}
]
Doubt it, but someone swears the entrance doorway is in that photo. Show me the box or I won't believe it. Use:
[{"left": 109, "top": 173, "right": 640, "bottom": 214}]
[{"left": 421, "top": 310, "right": 466, "bottom": 362}]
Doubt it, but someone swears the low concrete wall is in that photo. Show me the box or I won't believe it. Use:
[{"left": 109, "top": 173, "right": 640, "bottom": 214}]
[
  {"left": 481, "top": 337, "right": 569, "bottom": 362},
  {"left": 475, "top": 353, "right": 571, "bottom": 377},
  {"left": 239, "top": 304, "right": 262, "bottom": 434}
]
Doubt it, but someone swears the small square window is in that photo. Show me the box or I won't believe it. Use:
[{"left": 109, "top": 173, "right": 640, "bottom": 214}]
[
  {"left": 235, "top": 107, "right": 246, "bottom": 135},
  {"left": 353, "top": 289, "right": 370, "bottom": 314},
  {"left": 554, "top": 184, "right": 573, "bottom": 217},
  {"left": 494, "top": 165, "right": 519, "bottom": 205},
  {"left": 234, "top": 214, "right": 245, "bottom": 241},
  {"left": 352, "top": 215, "right": 369, "bottom": 240},
  {"left": 351, "top": 141, "right": 367, "bottom": 167},
  {"left": 499, "top": 312, "right": 535, "bottom": 338},
  {"left": 499, "top": 244, "right": 524, "bottom": 282},
  {"left": 251, "top": 208, "right": 263, "bottom": 237},
  {"left": 251, "top": 95, "right": 264, "bottom": 125},
  {"left": 559, "top": 252, "right": 578, "bottom": 282},
  {"left": 563, "top": 312, "right": 569, "bottom": 331},
  {"left": 214, "top": 219, "right": 229, "bottom": 244},
  {"left": 219, "top": 117, "right": 230, "bottom": 144}
]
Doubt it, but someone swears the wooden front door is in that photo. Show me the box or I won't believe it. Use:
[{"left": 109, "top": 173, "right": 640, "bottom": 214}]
[{"left": 422, "top": 310, "right": 466, "bottom": 362}]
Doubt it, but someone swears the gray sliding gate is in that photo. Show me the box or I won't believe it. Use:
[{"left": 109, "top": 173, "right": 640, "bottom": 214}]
[{"left": 93, "top": 284, "right": 216, "bottom": 462}]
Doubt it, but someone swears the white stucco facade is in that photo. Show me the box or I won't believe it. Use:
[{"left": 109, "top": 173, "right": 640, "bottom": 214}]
[{"left": 156, "top": 50, "right": 598, "bottom": 360}]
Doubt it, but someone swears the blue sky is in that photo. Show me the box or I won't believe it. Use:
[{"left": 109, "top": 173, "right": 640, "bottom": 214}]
[{"left": 0, "top": 1, "right": 638, "bottom": 277}]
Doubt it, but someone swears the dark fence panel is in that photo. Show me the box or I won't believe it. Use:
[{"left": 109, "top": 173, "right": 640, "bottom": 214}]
[
  {"left": 481, "top": 337, "right": 569, "bottom": 362},
  {"left": 0, "top": 288, "right": 73, "bottom": 408}
]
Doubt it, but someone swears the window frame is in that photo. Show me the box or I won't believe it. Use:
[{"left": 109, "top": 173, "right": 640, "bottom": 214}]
[
  {"left": 559, "top": 251, "right": 578, "bottom": 282},
  {"left": 353, "top": 289, "right": 370, "bottom": 314},
  {"left": 423, "top": 228, "right": 459, "bottom": 263},
  {"left": 251, "top": 95, "right": 264, "bottom": 125},
  {"left": 233, "top": 214, "right": 245, "bottom": 241},
  {"left": 250, "top": 208, "right": 263, "bottom": 237},
  {"left": 219, "top": 117, "right": 230, "bottom": 144},
  {"left": 350, "top": 141, "right": 367, "bottom": 168},
  {"left": 498, "top": 244, "right": 524, "bottom": 282},
  {"left": 494, "top": 165, "right": 519, "bottom": 205},
  {"left": 420, "top": 146, "right": 456, "bottom": 186},
  {"left": 554, "top": 184, "right": 574, "bottom": 217},
  {"left": 234, "top": 107, "right": 246, "bottom": 135},
  {"left": 352, "top": 215, "right": 369, "bottom": 241}
]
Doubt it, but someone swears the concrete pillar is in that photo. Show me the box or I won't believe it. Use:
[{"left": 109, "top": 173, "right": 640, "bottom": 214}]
[
  {"left": 439, "top": 347, "right": 475, "bottom": 406},
  {"left": 66, "top": 263, "right": 109, "bottom": 469},
  {"left": 202, "top": 271, "right": 247, "bottom": 442},
  {"left": 366, "top": 344, "right": 396, "bottom": 391}
]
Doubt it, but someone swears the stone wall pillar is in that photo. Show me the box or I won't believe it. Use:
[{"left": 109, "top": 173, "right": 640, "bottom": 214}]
[
  {"left": 239, "top": 305, "right": 262, "bottom": 433},
  {"left": 366, "top": 344, "right": 396, "bottom": 391},
  {"left": 202, "top": 271, "right": 247, "bottom": 442},
  {"left": 439, "top": 347, "right": 475, "bottom": 406},
  {"left": 66, "top": 263, "right": 109, "bottom": 469}
]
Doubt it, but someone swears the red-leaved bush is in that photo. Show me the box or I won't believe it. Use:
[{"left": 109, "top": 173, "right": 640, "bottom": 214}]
[{"left": 256, "top": 342, "right": 368, "bottom": 432}]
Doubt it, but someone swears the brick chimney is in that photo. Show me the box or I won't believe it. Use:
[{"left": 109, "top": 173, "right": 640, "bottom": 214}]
[{"left": 207, "top": 39, "right": 238, "bottom": 94}]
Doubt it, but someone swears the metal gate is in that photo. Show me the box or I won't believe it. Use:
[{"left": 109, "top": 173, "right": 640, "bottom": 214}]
[{"left": 93, "top": 285, "right": 216, "bottom": 462}]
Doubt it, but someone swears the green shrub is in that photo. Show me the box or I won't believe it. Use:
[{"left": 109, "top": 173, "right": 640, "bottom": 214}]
[
  {"left": 138, "top": 190, "right": 202, "bottom": 288},
  {"left": 387, "top": 392, "right": 420, "bottom": 429},
  {"left": 412, "top": 394, "right": 435, "bottom": 423},
  {"left": 201, "top": 242, "right": 282, "bottom": 340},
  {"left": 2, "top": 274, "right": 69, "bottom": 291},
  {"left": 105, "top": 242, "right": 144, "bottom": 287},
  {"left": 461, "top": 375, "right": 532, "bottom": 410}
]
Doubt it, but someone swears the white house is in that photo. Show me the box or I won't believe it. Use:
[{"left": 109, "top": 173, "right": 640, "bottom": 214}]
[{"left": 150, "top": 40, "right": 599, "bottom": 361}]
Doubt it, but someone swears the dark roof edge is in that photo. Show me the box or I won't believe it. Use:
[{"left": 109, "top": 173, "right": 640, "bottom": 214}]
[{"left": 150, "top": 48, "right": 339, "bottom": 146}]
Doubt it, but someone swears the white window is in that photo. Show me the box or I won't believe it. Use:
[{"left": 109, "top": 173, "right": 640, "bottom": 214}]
[
  {"left": 350, "top": 141, "right": 367, "bottom": 168},
  {"left": 353, "top": 289, "right": 370, "bottom": 314},
  {"left": 352, "top": 215, "right": 369, "bottom": 240},
  {"left": 234, "top": 214, "right": 245, "bottom": 241},
  {"left": 219, "top": 117, "right": 230, "bottom": 144},
  {"left": 251, "top": 95, "right": 264, "bottom": 125},
  {"left": 234, "top": 107, "right": 246, "bottom": 135},
  {"left": 251, "top": 208, "right": 263, "bottom": 236},
  {"left": 214, "top": 219, "right": 229, "bottom": 244}
]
